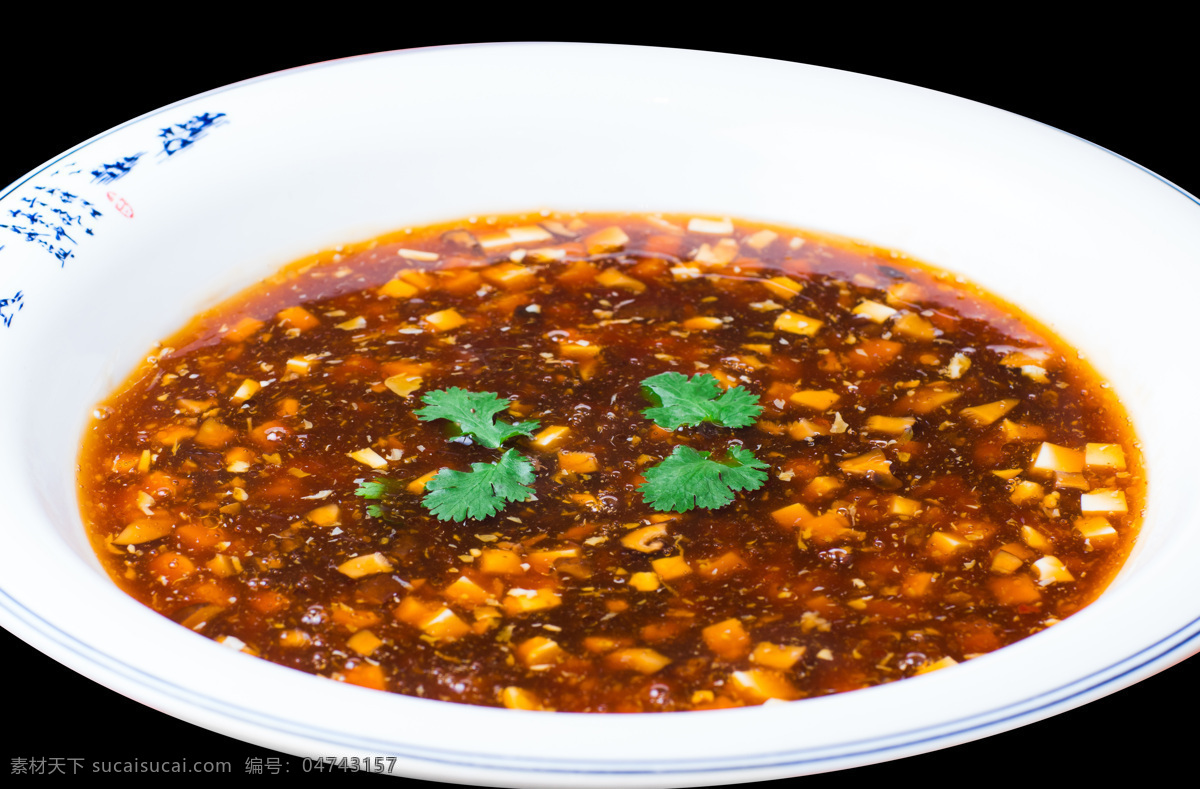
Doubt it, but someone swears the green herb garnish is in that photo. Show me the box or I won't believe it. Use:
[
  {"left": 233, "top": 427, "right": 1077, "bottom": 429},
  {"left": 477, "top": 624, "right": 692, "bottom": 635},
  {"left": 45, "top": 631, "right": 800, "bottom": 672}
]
[
  {"left": 639, "top": 444, "right": 768, "bottom": 513},
  {"left": 415, "top": 387, "right": 540, "bottom": 449},
  {"left": 641, "top": 372, "right": 762, "bottom": 430},
  {"left": 422, "top": 449, "right": 537, "bottom": 522},
  {"left": 354, "top": 477, "right": 406, "bottom": 519}
]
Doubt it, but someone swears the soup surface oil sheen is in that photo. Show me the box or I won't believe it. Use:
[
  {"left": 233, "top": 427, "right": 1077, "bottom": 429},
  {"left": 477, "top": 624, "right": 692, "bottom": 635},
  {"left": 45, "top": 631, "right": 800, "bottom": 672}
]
[{"left": 78, "top": 212, "right": 1142, "bottom": 712}]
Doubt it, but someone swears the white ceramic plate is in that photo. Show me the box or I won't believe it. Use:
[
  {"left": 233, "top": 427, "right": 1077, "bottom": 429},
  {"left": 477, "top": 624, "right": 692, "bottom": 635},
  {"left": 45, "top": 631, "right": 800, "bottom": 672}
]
[{"left": 2, "top": 42, "right": 1198, "bottom": 786}]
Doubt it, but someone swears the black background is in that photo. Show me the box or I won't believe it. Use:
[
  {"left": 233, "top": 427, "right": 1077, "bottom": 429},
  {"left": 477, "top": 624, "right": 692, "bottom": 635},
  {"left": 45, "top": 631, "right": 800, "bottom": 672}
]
[{"left": 3, "top": 20, "right": 1197, "bottom": 786}]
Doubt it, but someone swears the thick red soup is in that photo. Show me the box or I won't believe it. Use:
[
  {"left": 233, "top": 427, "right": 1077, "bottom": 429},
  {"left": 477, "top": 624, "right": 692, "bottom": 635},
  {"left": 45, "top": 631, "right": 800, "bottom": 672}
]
[{"left": 78, "top": 213, "right": 1142, "bottom": 712}]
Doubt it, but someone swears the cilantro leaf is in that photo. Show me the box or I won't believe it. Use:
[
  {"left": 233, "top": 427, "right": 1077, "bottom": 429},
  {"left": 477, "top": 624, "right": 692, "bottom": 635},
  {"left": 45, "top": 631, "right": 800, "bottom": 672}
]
[
  {"left": 639, "top": 444, "right": 769, "bottom": 512},
  {"left": 422, "top": 449, "right": 537, "bottom": 521},
  {"left": 414, "top": 387, "right": 540, "bottom": 448},
  {"left": 641, "top": 372, "right": 762, "bottom": 430}
]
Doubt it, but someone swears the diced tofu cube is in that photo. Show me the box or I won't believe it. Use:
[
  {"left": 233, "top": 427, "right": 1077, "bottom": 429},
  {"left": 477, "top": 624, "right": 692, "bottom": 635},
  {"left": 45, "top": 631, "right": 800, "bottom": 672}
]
[
  {"left": 774, "top": 311, "right": 823, "bottom": 337},
  {"left": 1085, "top": 443, "right": 1127, "bottom": 470},
  {"left": 1080, "top": 488, "right": 1128, "bottom": 514},
  {"left": 1033, "top": 555, "right": 1075, "bottom": 585},
  {"left": 1030, "top": 442, "right": 1084, "bottom": 474}
]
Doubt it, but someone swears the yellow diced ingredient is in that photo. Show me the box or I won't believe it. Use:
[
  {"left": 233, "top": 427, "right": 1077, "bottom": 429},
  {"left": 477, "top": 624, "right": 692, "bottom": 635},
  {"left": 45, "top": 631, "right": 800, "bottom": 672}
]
[
  {"left": 926, "top": 531, "right": 969, "bottom": 559},
  {"left": 628, "top": 572, "right": 660, "bottom": 592},
  {"left": 762, "top": 276, "right": 803, "bottom": 300},
  {"left": 788, "top": 419, "right": 828, "bottom": 439},
  {"left": 558, "top": 451, "right": 599, "bottom": 474},
  {"left": 801, "top": 476, "right": 843, "bottom": 499},
  {"left": 743, "top": 228, "right": 778, "bottom": 249},
  {"left": 396, "top": 269, "right": 436, "bottom": 291},
  {"left": 1021, "top": 525, "right": 1053, "bottom": 551},
  {"left": 482, "top": 261, "right": 538, "bottom": 290},
  {"left": 851, "top": 299, "right": 898, "bottom": 324},
  {"left": 1074, "top": 516, "right": 1119, "bottom": 548},
  {"left": 532, "top": 425, "right": 570, "bottom": 449},
  {"left": 890, "top": 496, "right": 922, "bottom": 516},
  {"left": 959, "top": 399, "right": 1019, "bottom": 427},
  {"left": 516, "top": 636, "right": 565, "bottom": 667},
  {"left": 558, "top": 342, "right": 601, "bottom": 359},
  {"left": 441, "top": 575, "right": 492, "bottom": 606},
  {"left": 526, "top": 547, "right": 580, "bottom": 573},
  {"left": 1000, "top": 347, "right": 1053, "bottom": 368},
  {"left": 774, "top": 311, "right": 823, "bottom": 336},
  {"left": 728, "top": 669, "right": 800, "bottom": 702},
  {"left": 136, "top": 449, "right": 153, "bottom": 473},
  {"left": 336, "top": 553, "right": 394, "bottom": 579},
  {"left": 801, "top": 511, "right": 864, "bottom": 545},
  {"left": 335, "top": 316, "right": 366, "bottom": 331},
  {"left": 584, "top": 226, "right": 630, "bottom": 254},
  {"left": 603, "top": 648, "right": 672, "bottom": 675},
  {"left": 989, "top": 549, "right": 1024, "bottom": 575},
  {"left": 503, "top": 588, "right": 563, "bottom": 615},
  {"left": 273, "top": 629, "right": 309, "bottom": 648},
  {"left": 891, "top": 312, "right": 937, "bottom": 341},
  {"left": 864, "top": 415, "right": 915, "bottom": 435},
  {"left": 1009, "top": 480, "right": 1045, "bottom": 505},
  {"left": 687, "top": 217, "right": 734, "bottom": 234},
  {"left": 276, "top": 305, "right": 320, "bottom": 331},
  {"left": 472, "top": 606, "right": 503, "bottom": 634},
  {"left": 1031, "top": 442, "right": 1084, "bottom": 474},
  {"left": 567, "top": 493, "right": 602, "bottom": 511},
  {"left": 651, "top": 555, "right": 691, "bottom": 580},
  {"left": 595, "top": 267, "right": 646, "bottom": 293},
  {"left": 750, "top": 642, "right": 806, "bottom": 670},
  {"left": 193, "top": 418, "right": 236, "bottom": 448},
  {"left": 176, "top": 398, "right": 214, "bottom": 415},
  {"left": 479, "top": 548, "right": 524, "bottom": 575},
  {"left": 1080, "top": 488, "right": 1128, "bottom": 514},
  {"left": 384, "top": 374, "right": 423, "bottom": 398},
  {"left": 1033, "top": 556, "right": 1075, "bottom": 585},
  {"left": 1054, "top": 472, "right": 1090, "bottom": 491},
  {"left": 702, "top": 618, "right": 751, "bottom": 660},
  {"left": 155, "top": 424, "right": 198, "bottom": 447},
  {"left": 582, "top": 636, "right": 627, "bottom": 654},
  {"left": 397, "top": 247, "right": 440, "bottom": 261},
  {"left": 914, "top": 656, "right": 959, "bottom": 675},
  {"left": 991, "top": 468, "right": 1022, "bottom": 480},
  {"left": 901, "top": 572, "right": 935, "bottom": 598},
  {"left": 682, "top": 316, "right": 725, "bottom": 330},
  {"left": 378, "top": 277, "right": 420, "bottom": 299},
  {"left": 206, "top": 554, "right": 243, "bottom": 578},
  {"left": 419, "top": 606, "right": 472, "bottom": 640},
  {"left": 998, "top": 420, "right": 1048, "bottom": 442},
  {"left": 621, "top": 524, "right": 668, "bottom": 553},
  {"left": 500, "top": 686, "right": 545, "bottom": 711},
  {"left": 223, "top": 316, "right": 264, "bottom": 342},
  {"left": 113, "top": 518, "right": 173, "bottom": 545},
  {"left": 988, "top": 575, "right": 1042, "bottom": 605},
  {"left": 405, "top": 470, "right": 438, "bottom": 494},
  {"left": 507, "top": 225, "right": 555, "bottom": 244},
  {"left": 348, "top": 447, "right": 388, "bottom": 469},
  {"left": 1085, "top": 443, "right": 1127, "bottom": 470},
  {"left": 346, "top": 630, "right": 384, "bottom": 656},
  {"left": 742, "top": 343, "right": 773, "bottom": 355},
  {"left": 422, "top": 308, "right": 467, "bottom": 332},
  {"left": 692, "top": 239, "right": 740, "bottom": 266},
  {"left": 305, "top": 503, "right": 340, "bottom": 527},
  {"left": 286, "top": 356, "right": 315, "bottom": 375},
  {"left": 902, "top": 384, "right": 961, "bottom": 414},
  {"left": 771, "top": 502, "right": 815, "bottom": 529},
  {"left": 837, "top": 448, "right": 893, "bottom": 477},
  {"left": 790, "top": 390, "right": 840, "bottom": 411}
]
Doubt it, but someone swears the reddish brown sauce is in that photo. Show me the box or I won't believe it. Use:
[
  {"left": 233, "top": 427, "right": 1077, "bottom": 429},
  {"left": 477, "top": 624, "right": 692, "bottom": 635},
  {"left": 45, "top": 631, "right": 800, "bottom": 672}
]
[{"left": 78, "top": 212, "right": 1142, "bottom": 711}]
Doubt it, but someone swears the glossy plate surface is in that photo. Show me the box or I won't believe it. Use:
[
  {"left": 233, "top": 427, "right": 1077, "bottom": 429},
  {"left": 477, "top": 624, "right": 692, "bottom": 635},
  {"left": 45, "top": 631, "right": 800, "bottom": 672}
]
[{"left": 1, "top": 43, "right": 1198, "bottom": 786}]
